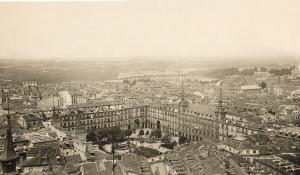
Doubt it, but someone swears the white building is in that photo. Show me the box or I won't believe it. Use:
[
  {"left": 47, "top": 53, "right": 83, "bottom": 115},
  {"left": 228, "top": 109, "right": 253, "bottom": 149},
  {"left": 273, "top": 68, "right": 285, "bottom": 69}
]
[
  {"left": 254, "top": 71, "right": 271, "bottom": 80},
  {"left": 58, "top": 91, "right": 72, "bottom": 108}
]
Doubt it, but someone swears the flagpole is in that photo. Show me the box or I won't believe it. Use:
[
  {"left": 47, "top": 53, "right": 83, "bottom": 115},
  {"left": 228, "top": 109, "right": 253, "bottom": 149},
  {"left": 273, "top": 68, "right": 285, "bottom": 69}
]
[
  {"left": 112, "top": 138, "right": 115, "bottom": 175},
  {"left": 7, "top": 94, "right": 9, "bottom": 115}
]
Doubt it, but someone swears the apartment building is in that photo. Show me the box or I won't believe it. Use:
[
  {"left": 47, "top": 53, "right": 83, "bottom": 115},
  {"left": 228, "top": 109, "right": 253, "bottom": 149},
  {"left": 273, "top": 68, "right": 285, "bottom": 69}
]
[{"left": 52, "top": 100, "right": 262, "bottom": 143}]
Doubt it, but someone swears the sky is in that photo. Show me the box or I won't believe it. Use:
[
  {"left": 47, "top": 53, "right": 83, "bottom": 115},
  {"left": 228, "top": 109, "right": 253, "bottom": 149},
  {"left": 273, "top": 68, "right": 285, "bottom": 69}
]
[{"left": 0, "top": 0, "right": 300, "bottom": 60}]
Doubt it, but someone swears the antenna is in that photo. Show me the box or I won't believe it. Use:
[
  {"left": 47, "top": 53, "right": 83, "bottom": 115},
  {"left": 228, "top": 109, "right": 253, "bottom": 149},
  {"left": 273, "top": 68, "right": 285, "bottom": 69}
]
[
  {"left": 7, "top": 94, "right": 10, "bottom": 115},
  {"left": 218, "top": 81, "right": 223, "bottom": 108},
  {"left": 52, "top": 95, "right": 56, "bottom": 116},
  {"left": 112, "top": 138, "right": 115, "bottom": 175},
  {"left": 181, "top": 73, "right": 184, "bottom": 101}
]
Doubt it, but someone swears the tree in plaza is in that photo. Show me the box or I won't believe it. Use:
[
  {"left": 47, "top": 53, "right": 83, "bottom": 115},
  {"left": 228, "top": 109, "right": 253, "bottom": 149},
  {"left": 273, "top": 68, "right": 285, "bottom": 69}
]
[
  {"left": 87, "top": 126, "right": 125, "bottom": 144},
  {"left": 160, "top": 134, "right": 177, "bottom": 149},
  {"left": 124, "top": 129, "right": 133, "bottom": 138},
  {"left": 179, "top": 136, "right": 187, "bottom": 145},
  {"left": 97, "top": 128, "right": 109, "bottom": 142},
  {"left": 139, "top": 129, "right": 144, "bottom": 136},
  {"left": 86, "top": 130, "right": 97, "bottom": 142},
  {"left": 156, "top": 120, "right": 161, "bottom": 129},
  {"left": 145, "top": 130, "right": 149, "bottom": 135},
  {"left": 134, "top": 119, "right": 140, "bottom": 128},
  {"left": 110, "top": 126, "right": 125, "bottom": 142},
  {"left": 161, "top": 134, "right": 171, "bottom": 143},
  {"left": 107, "top": 134, "right": 113, "bottom": 143},
  {"left": 156, "top": 129, "right": 162, "bottom": 138},
  {"left": 161, "top": 141, "right": 177, "bottom": 149},
  {"left": 151, "top": 129, "right": 162, "bottom": 138},
  {"left": 259, "top": 82, "right": 267, "bottom": 89},
  {"left": 294, "top": 118, "right": 300, "bottom": 127}
]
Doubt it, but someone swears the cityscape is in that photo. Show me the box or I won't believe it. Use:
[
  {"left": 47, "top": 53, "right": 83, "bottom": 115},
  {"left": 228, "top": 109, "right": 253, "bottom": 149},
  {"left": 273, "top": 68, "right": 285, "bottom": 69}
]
[{"left": 1, "top": 1, "right": 300, "bottom": 175}]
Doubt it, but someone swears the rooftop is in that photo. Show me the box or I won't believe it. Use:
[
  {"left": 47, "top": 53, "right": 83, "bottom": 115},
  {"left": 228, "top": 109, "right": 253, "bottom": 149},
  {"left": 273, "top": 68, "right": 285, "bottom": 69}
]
[
  {"left": 241, "top": 85, "right": 262, "bottom": 90},
  {"left": 22, "top": 113, "right": 43, "bottom": 122}
]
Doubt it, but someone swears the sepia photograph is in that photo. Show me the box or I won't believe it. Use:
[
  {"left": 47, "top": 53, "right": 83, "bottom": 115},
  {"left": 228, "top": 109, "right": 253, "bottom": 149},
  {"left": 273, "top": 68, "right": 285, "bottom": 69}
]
[{"left": 0, "top": 0, "right": 300, "bottom": 174}]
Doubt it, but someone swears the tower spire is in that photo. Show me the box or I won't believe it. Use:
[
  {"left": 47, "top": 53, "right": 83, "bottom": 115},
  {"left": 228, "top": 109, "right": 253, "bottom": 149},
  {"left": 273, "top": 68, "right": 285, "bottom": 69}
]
[
  {"left": 52, "top": 95, "right": 56, "bottom": 116},
  {"left": 215, "top": 80, "right": 227, "bottom": 141},
  {"left": 0, "top": 96, "right": 18, "bottom": 173},
  {"left": 179, "top": 73, "right": 188, "bottom": 109},
  {"left": 7, "top": 94, "right": 9, "bottom": 115},
  {"left": 181, "top": 73, "right": 184, "bottom": 102},
  {"left": 218, "top": 82, "right": 223, "bottom": 108}
]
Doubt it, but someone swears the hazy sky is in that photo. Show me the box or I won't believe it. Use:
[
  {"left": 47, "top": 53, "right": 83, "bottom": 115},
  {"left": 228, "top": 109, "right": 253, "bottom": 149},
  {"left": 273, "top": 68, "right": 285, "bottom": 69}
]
[{"left": 0, "top": 0, "right": 300, "bottom": 60}]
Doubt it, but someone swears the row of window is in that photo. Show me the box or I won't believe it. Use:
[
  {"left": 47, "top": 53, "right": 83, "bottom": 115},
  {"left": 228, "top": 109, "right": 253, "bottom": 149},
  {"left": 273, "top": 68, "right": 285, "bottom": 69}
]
[
  {"left": 66, "top": 121, "right": 127, "bottom": 131},
  {"left": 149, "top": 108, "right": 214, "bottom": 119},
  {"left": 61, "top": 117, "right": 147, "bottom": 128},
  {"left": 62, "top": 112, "right": 145, "bottom": 122}
]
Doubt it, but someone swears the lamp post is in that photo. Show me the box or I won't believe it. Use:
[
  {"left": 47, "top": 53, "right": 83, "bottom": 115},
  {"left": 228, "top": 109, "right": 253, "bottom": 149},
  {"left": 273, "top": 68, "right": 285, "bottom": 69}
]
[
  {"left": 112, "top": 110, "right": 121, "bottom": 175},
  {"left": 112, "top": 138, "right": 115, "bottom": 175}
]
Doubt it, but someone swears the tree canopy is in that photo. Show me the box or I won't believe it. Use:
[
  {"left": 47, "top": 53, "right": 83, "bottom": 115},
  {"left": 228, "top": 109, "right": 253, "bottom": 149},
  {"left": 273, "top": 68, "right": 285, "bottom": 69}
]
[{"left": 86, "top": 126, "right": 126, "bottom": 144}]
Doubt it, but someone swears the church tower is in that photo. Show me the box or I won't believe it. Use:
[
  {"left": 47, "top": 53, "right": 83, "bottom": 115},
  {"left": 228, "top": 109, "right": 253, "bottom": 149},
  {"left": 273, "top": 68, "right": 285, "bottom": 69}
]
[
  {"left": 177, "top": 74, "right": 188, "bottom": 137},
  {"left": 178, "top": 74, "right": 189, "bottom": 110},
  {"left": 0, "top": 99, "right": 18, "bottom": 173},
  {"left": 217, "top": 82, "right": 226, "bottom": 121},
  {"left": 215, "top": 81, "right": 227, "bottom": 141}
]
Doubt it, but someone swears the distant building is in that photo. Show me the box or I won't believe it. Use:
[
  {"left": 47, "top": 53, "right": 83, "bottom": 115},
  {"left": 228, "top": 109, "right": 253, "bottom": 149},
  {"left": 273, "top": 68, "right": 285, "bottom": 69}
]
[
  {"left": 18, "top": 113, "right": 43, "bottom": 130},
  {"left": 254, "top": 71, "right": 271, "bottom": 80},
  {"left": 291, "top": 65, "right": 300, "bottom": 76},
  {"left": 37, "top": 95, "right": 59, "bottom": 110},
  {"left": 272, "top": 83, "right": 300, "bottom": 98},
  {"left": 118, "top": 71, "right": 189, "bottom": 82},
  {"left": 240, "top": 85, "right": 263, "bottom": 97},
  {"left": 276, "top": 127, "right": 300, "bottom": 141},
  {"left": 219, "top": 136, "right": 259, "bottom": 163},
  {"left": 23, "top": 81, "right": 38, "bottom": 87},
  {"left": 58, "top": 91, "right": 72, "bottom": 108}
]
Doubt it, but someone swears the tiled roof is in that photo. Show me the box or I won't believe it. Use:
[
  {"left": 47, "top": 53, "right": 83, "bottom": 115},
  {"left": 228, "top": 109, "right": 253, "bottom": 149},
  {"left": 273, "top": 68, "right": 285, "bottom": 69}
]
[
  {"left": 23, "top": 113, "right": 43, "bottom": 122},
  {"left": 82, "top": 161, "right": 113, "bottom": 175},
  {"left": 48, "top": 132, "right": 58, "bottom": 139},
  {"left": 60, "top": 161, "right": 80, "bottom": 174},
  {"left": 117, "top": 153, "right": 151, "bottom": 175},
  {"left": 22, "top": 146, "right": 64, "bottom": 167},
  {"left": 65, "top": 154, "right": 83, "bottom": 164},
  {"left": 224, "top": 138, "right": 253, "bottom": 150},
  {"left": 67, "top": 101, "right": 121, "bottom": 109},
  {"left": 187, "top": 104, "right": 216, "bottom": 116},
  {"left": 24, "top": 171, "right": 47, "bottom": 175}
]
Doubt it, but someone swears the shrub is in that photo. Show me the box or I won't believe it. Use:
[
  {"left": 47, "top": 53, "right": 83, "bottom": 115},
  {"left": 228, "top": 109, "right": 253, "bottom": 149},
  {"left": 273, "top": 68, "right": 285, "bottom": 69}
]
[{"left": 133, "top": 146, "right": 160, "bottom": 158}]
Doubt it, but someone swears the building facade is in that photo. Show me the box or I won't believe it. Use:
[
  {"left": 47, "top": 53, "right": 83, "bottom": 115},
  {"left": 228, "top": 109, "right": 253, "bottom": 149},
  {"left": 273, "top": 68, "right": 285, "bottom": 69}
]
[
  {"left": 50, "top": 100, "right": 264, "bottom": 143},
  {"left": 51, "top": 101, "right": 252, "bottom": 143}
]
